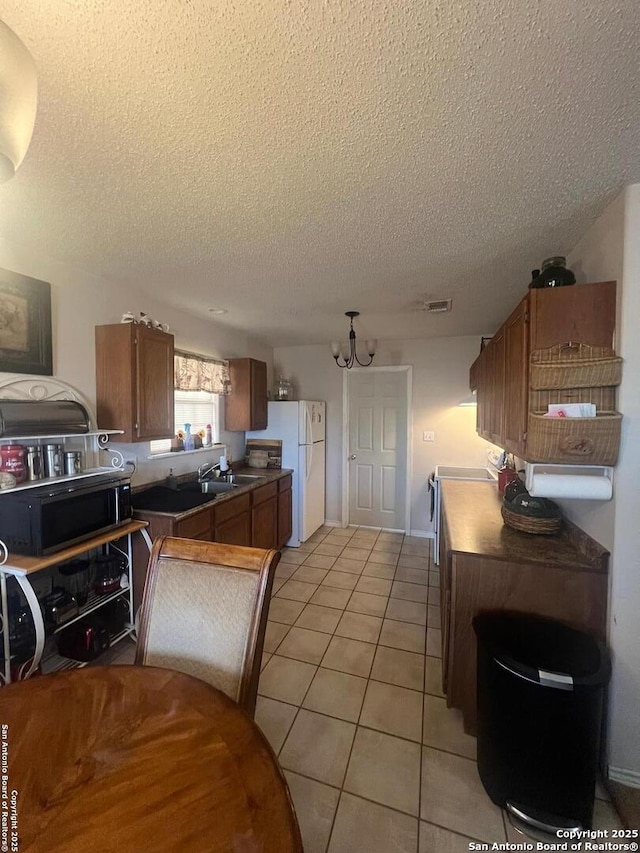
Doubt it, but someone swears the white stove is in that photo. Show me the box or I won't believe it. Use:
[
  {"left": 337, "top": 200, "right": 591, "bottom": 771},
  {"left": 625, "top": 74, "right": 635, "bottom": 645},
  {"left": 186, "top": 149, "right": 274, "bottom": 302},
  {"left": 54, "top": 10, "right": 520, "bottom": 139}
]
[{"left": 428, "top": 465, "right": 498, "bottom": 565}]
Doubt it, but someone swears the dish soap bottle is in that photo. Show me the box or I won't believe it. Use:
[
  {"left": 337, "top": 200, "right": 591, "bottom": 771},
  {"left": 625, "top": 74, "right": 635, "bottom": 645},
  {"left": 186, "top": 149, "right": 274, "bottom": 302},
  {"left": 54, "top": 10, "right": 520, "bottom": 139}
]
[
  {"left": 183, "top": 423, "right": 195, "bottom": 451},
  {"left": 204, "top": 423, "right": 212, "bottom": 447}
]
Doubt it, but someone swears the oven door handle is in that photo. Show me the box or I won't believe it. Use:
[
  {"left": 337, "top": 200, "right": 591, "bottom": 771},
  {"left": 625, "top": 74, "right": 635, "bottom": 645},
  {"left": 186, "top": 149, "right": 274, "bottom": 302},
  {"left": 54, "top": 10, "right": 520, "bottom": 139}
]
[{"left": 428, "top": 474, "right": 436, "bottom": 522}]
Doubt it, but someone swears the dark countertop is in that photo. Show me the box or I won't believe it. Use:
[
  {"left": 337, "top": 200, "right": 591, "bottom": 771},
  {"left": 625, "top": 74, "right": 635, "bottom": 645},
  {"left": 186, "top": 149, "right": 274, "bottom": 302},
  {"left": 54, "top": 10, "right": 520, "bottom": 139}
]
[
  {"left": 440, "top": 480, "right": 608, "bottom": 573},
  {"left": 132, "top": 468, "right": 293, "bottom": 521}
]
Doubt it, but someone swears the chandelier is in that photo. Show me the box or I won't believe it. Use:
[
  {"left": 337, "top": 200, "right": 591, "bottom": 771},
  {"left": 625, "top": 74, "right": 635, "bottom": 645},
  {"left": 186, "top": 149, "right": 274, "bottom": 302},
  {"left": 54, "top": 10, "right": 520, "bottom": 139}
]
[
  {"left": 0, "top": 20, "right": 38, "bottom": 183},
  {"left": 330, "top": 311, "right": 376, "bottom": 369}
]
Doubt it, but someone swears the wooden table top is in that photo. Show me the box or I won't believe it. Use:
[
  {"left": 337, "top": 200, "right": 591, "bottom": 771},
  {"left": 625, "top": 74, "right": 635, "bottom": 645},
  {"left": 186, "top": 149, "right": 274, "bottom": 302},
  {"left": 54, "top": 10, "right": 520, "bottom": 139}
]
[{"left": 0, "top": 666, "right": 302, "bottom": 853}]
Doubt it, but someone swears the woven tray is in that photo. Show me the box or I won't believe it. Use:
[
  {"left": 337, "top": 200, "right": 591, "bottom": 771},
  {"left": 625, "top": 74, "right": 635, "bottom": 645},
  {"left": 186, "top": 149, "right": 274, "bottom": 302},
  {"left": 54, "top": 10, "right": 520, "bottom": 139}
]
[
  {"left": 527, "top": 411, "right": 622, "bottom": 466},
  {"left": 530, "top": 344, "right": 622, "bottom": 391},
  {"left": 501, "top": 502, "right": 562, "bottom": 535}
]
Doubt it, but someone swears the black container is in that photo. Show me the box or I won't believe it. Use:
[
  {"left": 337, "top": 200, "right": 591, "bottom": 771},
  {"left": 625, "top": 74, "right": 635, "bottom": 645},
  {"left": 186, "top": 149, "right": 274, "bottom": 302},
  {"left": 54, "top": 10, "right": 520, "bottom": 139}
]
[
  {"left": 529, "top": 256, "right": 576, "bottom": 289},
  {"left": 58, "top": 558, "right": 93, "bottom": 606},
  {"left": 93, "top": 553, "right": 125, "bottom": 595},
  {"left": 474, "top": 611, "right": 610, "bottom": 833}
]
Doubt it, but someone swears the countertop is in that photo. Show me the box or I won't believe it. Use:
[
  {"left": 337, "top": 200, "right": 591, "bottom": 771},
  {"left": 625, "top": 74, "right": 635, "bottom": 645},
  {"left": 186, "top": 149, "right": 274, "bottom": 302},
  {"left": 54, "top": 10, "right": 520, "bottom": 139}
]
[
  {"left": 440, "top": 480, "right": 608, "bottom": 574},
  {"left": 132, "top": 468, "right": 293, "bottom": 521}
]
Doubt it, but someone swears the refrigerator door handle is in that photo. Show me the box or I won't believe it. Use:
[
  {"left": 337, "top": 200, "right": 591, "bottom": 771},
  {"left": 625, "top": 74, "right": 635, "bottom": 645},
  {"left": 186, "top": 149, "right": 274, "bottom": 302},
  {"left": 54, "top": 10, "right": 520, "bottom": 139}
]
[
  {"left": 305, "top": 405, "right": 313, "bottom": 445},
  {"left": 306, "top": 443, "right": 313, "bottom": 483}
]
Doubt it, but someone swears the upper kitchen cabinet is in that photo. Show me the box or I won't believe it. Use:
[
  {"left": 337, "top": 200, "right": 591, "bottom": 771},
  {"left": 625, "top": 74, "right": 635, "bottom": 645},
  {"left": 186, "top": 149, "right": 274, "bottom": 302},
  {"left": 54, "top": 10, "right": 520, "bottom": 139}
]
[
  {"left": 95, "top": 323, "right": 174, "bottom": 442},
  {"left": 471, "top": 281, "right": 617, "bottom": 461},
  {"left": 224, "top": 359, "right": 268, "bottom": 431}
]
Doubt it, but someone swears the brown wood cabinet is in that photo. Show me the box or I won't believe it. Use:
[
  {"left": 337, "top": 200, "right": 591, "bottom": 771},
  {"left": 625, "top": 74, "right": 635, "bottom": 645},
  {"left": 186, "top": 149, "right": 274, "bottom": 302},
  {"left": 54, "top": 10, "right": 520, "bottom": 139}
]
[
  {"left": 502, "top": 299, "right": 529, "bottom": 457},
  {"left": 439, "top": 480, "right": 608, "bottom": 734},
  {"left": 277, "top": 475, "right": 293, "bottom": 548},
  {"left": 251, "top": 481, "right": 278, "bottom": 549},
  {"left": 175, "top": 507, "right": 214, "bottom": 541},
  {"left": 132, "top": 475, "right": 292, "bottom": 601},
  {"left": 96, "top": 323, "right": 174, "bottom": 443},
  {"left": 213, "top": 493, "right": 252, "bottom": 547},
  {"left": 471, "top": 281, "right": 616, "bottom": 460},
  {"left": 225, "top": 359, "right": 268, "bottom": 431}
]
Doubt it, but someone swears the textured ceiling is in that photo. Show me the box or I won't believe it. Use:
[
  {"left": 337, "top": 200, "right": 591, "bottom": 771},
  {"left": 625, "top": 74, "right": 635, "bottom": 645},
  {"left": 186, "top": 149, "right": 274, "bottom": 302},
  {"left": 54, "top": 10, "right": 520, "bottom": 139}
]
[{"left": 1, "top": 1, "right": 639, "bottom": 347}]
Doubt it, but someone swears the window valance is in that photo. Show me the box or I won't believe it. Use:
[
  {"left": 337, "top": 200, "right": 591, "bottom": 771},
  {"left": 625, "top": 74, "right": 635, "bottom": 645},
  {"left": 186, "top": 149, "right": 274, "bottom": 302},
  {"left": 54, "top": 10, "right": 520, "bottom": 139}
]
[{"left": 174, "top": 350, "right": 231, "bottom": 394}]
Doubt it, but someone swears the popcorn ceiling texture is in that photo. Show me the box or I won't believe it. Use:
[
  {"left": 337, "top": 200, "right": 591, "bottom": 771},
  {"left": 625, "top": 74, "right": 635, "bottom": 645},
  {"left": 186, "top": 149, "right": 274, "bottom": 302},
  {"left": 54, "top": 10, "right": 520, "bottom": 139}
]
[{"left": 1, "top": 0, "right": 639, "bottom": 346}]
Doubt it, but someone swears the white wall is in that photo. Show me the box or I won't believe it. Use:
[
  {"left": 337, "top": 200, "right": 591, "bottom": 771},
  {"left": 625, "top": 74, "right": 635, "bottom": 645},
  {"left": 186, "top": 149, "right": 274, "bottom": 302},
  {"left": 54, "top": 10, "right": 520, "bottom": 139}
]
[
  {"left": 0, "top": 238, "right": 273, "bottom": 486},
  {"left": 565, "top": 185, "right": 640, "bottom": 785},
  {"left": 274, "top": 336, "right": 493, "bottom": 532}
]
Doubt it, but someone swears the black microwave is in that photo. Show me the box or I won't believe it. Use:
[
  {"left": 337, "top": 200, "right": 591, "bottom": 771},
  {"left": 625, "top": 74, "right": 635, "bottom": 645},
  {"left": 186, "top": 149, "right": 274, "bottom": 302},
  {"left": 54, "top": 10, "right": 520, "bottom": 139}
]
[{"left": 0, "top": 475, "right": 132, "bottom": 556}]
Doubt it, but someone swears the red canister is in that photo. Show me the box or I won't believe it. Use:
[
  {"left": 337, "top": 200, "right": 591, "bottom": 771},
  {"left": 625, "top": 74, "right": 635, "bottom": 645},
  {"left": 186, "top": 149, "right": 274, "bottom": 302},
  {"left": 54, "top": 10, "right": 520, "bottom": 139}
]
[{"left": 0, "top": 444, "right": 26, "bottom": 483}]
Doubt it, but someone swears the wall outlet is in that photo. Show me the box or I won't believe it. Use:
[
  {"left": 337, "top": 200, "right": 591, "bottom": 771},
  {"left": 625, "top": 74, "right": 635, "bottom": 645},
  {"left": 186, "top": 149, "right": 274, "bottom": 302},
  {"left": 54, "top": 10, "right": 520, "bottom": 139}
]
[{"left": 423, "top": 431, "right": 435, "bottom": 442}]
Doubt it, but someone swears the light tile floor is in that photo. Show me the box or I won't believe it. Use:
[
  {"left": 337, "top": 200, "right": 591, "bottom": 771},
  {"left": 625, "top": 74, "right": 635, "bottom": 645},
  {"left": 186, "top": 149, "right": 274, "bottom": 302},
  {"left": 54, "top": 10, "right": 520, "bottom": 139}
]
[
  {"left": 97, "top": 525, "right": 622, "bottom": 851},
  {"left": 256, "top": 524, "right": 623, "bottom": 853}
]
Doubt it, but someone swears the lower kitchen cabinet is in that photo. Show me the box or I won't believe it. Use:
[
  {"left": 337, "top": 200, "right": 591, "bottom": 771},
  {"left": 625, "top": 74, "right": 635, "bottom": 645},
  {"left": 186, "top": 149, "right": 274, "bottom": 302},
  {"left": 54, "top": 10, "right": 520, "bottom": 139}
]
[
  {"left": 277, "top": 475, "right": 293, "bottom": 548},
  {"left": 175, "top": 508, "right": 213, "bottom": 541},
  {"left": 439, "top": 480, "right": 608, "bottom": 735},
  {"left": 213, "top": 493, "right": 252, "bottom": 546},
  {"left": 251, "top": 482, "right": 278, "bottom": 550},
  {"left": 133, "top": 473, "right": 293, "bottom": 601}
]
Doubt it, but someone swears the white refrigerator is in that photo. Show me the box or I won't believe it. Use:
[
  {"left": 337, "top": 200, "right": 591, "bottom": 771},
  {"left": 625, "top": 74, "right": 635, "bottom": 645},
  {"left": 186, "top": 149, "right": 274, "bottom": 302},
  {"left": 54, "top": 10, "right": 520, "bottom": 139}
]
[{"left": 247, "top": 401, "right": 326, "bottom": 547}]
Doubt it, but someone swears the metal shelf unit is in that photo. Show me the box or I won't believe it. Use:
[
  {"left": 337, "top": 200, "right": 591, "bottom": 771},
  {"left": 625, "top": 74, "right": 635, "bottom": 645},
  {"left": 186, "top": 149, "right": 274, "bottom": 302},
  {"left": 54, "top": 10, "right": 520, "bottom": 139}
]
[{"left": 0, "top": 520, "right": 152, "bottom": 684}]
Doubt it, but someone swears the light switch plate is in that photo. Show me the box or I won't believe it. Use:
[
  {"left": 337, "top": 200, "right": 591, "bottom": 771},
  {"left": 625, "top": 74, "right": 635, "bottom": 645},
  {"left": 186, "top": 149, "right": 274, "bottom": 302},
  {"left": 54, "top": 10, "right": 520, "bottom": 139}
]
[{"left": 423, "top": 431, "right": 435, "bottom": 442}]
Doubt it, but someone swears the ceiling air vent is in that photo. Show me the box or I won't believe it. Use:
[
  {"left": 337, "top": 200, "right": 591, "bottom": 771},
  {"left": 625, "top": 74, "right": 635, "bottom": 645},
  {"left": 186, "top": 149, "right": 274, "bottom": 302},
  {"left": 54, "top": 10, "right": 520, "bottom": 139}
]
[{"left": 418, "top": 299, "right": 452, "bottom": 314}]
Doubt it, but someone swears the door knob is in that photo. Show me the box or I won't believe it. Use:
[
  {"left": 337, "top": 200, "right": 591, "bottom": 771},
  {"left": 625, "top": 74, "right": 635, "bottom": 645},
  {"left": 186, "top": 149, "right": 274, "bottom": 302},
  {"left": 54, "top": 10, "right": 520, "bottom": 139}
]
[{"left": 349, "top": 454, "right": 357, "bottom": 460}]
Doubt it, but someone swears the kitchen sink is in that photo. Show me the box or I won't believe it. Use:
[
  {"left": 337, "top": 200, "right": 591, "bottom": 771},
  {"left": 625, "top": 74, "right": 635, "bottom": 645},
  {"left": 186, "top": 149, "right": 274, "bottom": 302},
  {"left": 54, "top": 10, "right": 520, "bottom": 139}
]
[
  {"left": 132, "top": 485, "right": 214, "bottom": 513},
  {"left": 199, "top": 480, "right": 238, "bottom": 494},
  {"left": 133, "top": 474, "right": 258, "bottom": 513},
  {"left": 226, "top": 473, "right": 264, "bottom": 485}
]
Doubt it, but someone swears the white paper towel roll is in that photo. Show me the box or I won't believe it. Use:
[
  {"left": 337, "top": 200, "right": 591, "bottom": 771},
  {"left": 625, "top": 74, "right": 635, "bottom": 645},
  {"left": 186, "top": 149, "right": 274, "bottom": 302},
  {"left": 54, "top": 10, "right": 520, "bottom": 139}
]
[{"left": 528, "top": 474, "right": 612, "bottom": 500}]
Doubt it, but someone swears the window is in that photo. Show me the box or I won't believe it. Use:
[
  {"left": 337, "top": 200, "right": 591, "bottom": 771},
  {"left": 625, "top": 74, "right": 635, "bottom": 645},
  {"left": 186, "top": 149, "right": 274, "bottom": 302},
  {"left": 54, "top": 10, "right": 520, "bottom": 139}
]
[
  {"left": 150, "top": 390, "right": 220, "bottom": 454},
  {"left": 149, "top": 349, "right": 229, "bottom": 454}
]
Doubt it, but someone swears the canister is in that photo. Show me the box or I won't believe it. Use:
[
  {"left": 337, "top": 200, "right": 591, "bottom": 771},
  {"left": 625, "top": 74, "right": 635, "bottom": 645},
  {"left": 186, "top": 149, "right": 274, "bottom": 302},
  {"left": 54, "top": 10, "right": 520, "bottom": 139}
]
[
  {"left": 44, "top": 444, "right": 63, "bottom": 478},
  {"left": 0, "top": 444, "right": 26, "bottom": 483},
  {"left": 25, "top": 445, "right": 44, "bottom": 481},
  {"left": 63, "top": 451, "right": 83, "bottom": 476}
]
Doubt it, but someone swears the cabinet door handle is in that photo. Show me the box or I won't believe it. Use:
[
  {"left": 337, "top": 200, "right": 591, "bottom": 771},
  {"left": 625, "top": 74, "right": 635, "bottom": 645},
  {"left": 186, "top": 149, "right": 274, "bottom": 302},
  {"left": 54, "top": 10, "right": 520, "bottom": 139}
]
[{"left": 349, "top": 454, "right": 356, "bottom": 460}]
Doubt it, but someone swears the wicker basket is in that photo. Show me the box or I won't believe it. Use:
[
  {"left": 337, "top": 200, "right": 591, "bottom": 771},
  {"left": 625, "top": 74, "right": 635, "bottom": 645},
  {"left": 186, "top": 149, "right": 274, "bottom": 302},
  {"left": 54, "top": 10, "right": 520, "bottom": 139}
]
[
  {"left": 501, "top": 502, "right": 562, "bottom": 535},
  {"left": 530, "top": 385, "right": 617, "bottom": 414},
  {"left": 530, "top": 343, "right": 622, "bottom": 391},
  {"left": 527, "top": 411, "right": 622, "bottom": 465}
]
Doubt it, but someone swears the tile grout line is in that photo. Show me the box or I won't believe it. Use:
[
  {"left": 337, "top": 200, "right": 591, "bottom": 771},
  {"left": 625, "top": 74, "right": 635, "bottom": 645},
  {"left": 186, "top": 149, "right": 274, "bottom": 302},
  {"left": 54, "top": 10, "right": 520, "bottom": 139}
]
[
  {"left": 330, "top": 532, "right": 423, "bottom": 843},
  {"left": 264, "top": 529, "right": 435, "bottom": 850},
  {"left": 281, "top": 525, "right": 383, "bottom": 853},
  {"left": 282, "top": 762, "right": 491, "bottom": 845}
]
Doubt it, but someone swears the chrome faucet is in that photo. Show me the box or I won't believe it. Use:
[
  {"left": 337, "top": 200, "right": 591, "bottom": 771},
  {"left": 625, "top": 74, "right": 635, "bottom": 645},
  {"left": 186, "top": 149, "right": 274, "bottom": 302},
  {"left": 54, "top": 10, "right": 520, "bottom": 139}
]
[{"left": 197, "top": 461, "right": 221, "bottom": 481}]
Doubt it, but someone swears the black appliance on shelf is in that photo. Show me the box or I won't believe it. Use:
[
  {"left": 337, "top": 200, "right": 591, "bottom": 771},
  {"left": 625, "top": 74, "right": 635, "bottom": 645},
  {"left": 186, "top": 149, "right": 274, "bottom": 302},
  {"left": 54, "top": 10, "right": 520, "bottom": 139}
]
[{"left": 0, "top": 475, "right": 132, "bottom": 556}]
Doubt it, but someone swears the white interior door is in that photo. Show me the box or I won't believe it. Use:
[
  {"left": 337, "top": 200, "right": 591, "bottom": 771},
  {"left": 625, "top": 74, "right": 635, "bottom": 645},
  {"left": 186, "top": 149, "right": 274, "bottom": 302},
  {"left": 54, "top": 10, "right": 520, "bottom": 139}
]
[{"left": 347, "top": 370, "right": 408, "bottom": 529}]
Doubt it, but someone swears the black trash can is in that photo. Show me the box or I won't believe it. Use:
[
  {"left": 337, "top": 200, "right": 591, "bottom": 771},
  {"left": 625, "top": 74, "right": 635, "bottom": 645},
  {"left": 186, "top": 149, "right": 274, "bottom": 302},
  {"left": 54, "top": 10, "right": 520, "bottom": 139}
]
[{"left": 473, "top": 611, "right": 611, "bottom": 833}]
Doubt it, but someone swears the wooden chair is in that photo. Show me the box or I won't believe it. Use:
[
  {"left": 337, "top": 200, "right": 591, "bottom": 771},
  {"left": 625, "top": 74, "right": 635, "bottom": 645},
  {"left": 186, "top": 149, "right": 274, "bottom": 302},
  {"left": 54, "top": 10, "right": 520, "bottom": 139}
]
[{"left": 135, "top": 536, "right": 279, "bottom": 717}]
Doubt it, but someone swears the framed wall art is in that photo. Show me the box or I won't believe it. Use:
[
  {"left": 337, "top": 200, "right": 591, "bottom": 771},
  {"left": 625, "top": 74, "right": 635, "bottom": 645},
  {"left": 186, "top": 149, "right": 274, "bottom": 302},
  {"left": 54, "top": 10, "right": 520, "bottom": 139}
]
[{"left": 0, "top": 268, "right": 52, "bottom": 375}]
